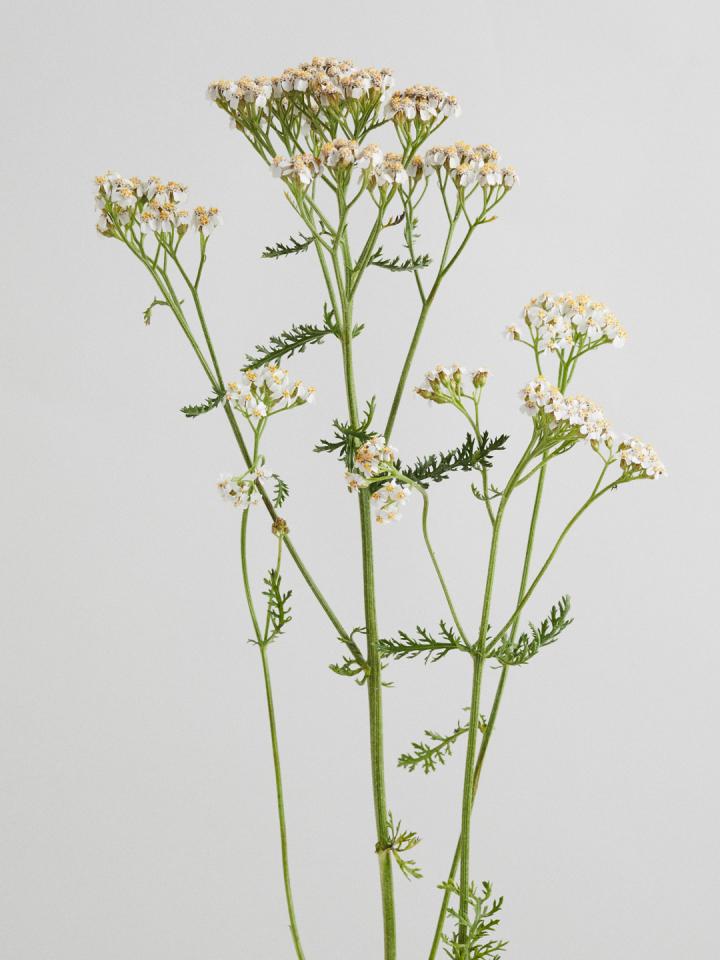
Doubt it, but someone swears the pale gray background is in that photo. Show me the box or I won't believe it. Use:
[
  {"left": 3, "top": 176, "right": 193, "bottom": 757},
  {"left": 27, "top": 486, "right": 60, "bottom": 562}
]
[{"left": 2, "top": 1, "right": 719, "bottom": 958}]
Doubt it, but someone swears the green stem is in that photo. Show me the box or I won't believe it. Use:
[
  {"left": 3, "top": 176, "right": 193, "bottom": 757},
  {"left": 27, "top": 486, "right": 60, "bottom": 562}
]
[
  {"left": 240, "top": 510, "right": 306, "bottom": 960},
  {"left": 336, "top": 213, "right": 396, "bottom": 957},
  {"left": 428, "top": 463, "right": 547, "bottom": 959}
]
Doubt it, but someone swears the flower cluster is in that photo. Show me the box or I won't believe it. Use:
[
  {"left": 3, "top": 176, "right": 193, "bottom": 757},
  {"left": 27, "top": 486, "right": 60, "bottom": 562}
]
[
  {"left": 423, "top": 142, "right": 518, "bottom": 191},
  {"left": 370, "top": 480, "right": 411, "bottom": 524},
  {"left": 208, "top": 57, "right": 394, "bottom": 120},
  {"left": 385, "top": 85, "right": 461, "bottom": 123},
  {"left": 94, "top": 172, "right": 220, "bottom": 238},
  {"left": 269, "top": 140, "right": 517, "bottom": 195},
  {"left": 416, "top": 364, "right": 490, "bottom": 405},
  {"left": 350, "top": 435, "right": 398, "bottom": 480},
  {"left": 342, "top": 437, "right": 409, "bottom": 524},
  {"left": 507, "top": 292, "right": 627, "bottom": 353},
  {"left": 618, "top": 437, "right": 667, "bottom": 479},
  {"left": 225, "top": 363, "right": 315, "bottom": 422},
  {"left": 520, "top": 376, "right": 614, "bottom": 447},
  {"left": 217, "top": 464, "right": 273, "bottom": 510}
]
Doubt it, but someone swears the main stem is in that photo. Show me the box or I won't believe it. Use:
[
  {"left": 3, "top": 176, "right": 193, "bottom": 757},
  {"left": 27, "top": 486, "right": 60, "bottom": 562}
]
[{"left": 335, "top": 230, "right": 396, "bottom": 955}]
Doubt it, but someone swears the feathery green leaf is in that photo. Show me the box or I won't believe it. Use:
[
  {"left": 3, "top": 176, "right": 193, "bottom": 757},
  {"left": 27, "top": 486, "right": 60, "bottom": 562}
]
[
  {"left": 180, "top": 388, "right": 224, "bottom": 418},
  {"left": 493, "top": 595, "right": 573, "bottom": 666},
  {"left": 369, "top": 246, "right": 432, "bottom": 272},
  {"left": 402, "top": 432, "right": 508, "bottom": 488}
]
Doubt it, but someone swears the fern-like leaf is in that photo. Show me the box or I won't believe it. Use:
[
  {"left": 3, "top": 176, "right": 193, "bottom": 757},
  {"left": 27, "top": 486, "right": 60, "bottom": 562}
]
[
  {"left": 402, "top": 432, "right": 508, "bottom": 488},
  {"left": 314, "top": 397, "right": 376, "bottom": 468},
  {"left": 440, "top": 880, "right": 507, "bottom": 960},
  {"left": 261, "top": 233, "right": 315, "bottom": 259},
  {"left": 369, "top": 246, "right": 432, "bottom": 272},
  {"left": 378, "top": 813, "right": 422, "bottom": 881},
  {"left": 262, "top": 568, "right": 292, "bottom": 644},
  {"left": 180, "top": 388, "right": 224, "bottom": 418},
  {"left": 244, "top": 322, "right": 329, "bottom": 369},
  {"left": 379, "top": 621, "right": 467, "bottom": 664},
  {"left": 271, "top": 475, "right": 290, "bottom": 508},
  {"left": 493, "top": 595, "right": 573, "bottom": 666},
  {"left": 399, "top": 720, "right": 472, "bottom": 774}
]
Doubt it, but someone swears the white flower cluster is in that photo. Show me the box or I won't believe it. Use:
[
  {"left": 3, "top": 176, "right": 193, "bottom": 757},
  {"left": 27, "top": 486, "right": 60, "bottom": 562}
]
[
  {"left": 225, "top": 363, "right": 315, "bottom": 421},
  {"left": 385, "top": 85, "right": 461, "bottom": 123},
  {"left": 94, "top": 172, "right": 221, "bottom": 237},
  {"left": 618, "top": 438, "right": 667, "bottom": 479},
  {"left": 370, "top": 480, "right": 411, "bottom": 524},
  {"left": 208, "top": 57, "right": 394, "bottom": 116},
  {"left": 416, "top": 363, "right": 490, "bottom": 404},
  {"left": 343, "top": 437, "right": 409, "bottom": 523},
  {"left": 350, "top": 435, "right": 398, "bottom": 480},
  {"left": 508, "top": 292, "right": 627, "bottom": 352},
  {"left": 520, "top": 376, "right": 614, "bottom": 446},
  {"left": 423, "top": 142, "right": 518, "bottom": 190},
  {"left": 217, "top": 465, "right": 273, "bottom": 510}
]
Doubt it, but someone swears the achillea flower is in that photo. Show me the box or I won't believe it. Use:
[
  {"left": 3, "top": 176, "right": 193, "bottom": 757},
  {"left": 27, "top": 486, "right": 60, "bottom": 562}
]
[
  {"left": 208, "top": 58, "right": 394, "bottom": 120},
  {"left": 352, "top": 435, "right": 398, "bottom": 479},
  {"left": 271, "top": 153, "right": 320, "bottom": 186},
  {"left": 319, "top": 138, "right": 361, "bottom": 168},
  {"left": 520, "top": 376, "right": 614, "bottom": 447},
  {"left": 516, "top": 292, "right": 627, "bottom": 353},
  {"left": 370, "top": 480, "right": 411, "bottom": 524},
  {"left": 415, "top": 363, "right": 490, "bottom": 404},
  {"left": 216, "top": 473, "right": 261, "bottom": 509},
  {"left": 94, "top": 172, "right": 219, "bottom": 239},
  {"left": 385, "top": 85, "right": 461, "bottom": 123},
  {"left": 225, "top": 363, "right": 315, "bottom": 421},
  {"left": 422, "top": 142, "right": 517, "bottom": 192},
  {"left": 371, "top": 152, "right": 409, "bottom": 189},
  {"left": 618, "top": 437, "right": 666, "bottom": 479}
]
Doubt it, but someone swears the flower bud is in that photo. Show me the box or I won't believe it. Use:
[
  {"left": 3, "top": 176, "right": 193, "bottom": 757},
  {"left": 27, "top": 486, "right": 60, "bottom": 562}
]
[
  {"left": 272, "top": 517, "right": 289, "bottom": 537},
  {"left": 472, "top": 368, "right": 489, "bottom": 388}
]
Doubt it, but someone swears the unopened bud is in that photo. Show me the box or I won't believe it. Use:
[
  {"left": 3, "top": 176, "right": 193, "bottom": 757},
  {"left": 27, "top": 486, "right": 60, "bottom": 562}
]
[
  {"left": 272, "top": 517, "right": 289, "bottom": 538},
  {"left": 472, "top": 368, "right": 490, "bottom": 388}
]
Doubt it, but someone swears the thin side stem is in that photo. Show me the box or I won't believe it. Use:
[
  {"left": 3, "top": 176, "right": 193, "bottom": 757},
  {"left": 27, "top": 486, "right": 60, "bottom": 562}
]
[{"left": 240, "top": 510, "right": 306, "bottom": 960}]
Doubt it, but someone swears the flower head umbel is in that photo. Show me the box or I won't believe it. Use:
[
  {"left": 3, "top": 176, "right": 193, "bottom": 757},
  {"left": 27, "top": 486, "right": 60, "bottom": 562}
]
[
  {"left": 416, "top": 363, "right": 490, "bottom": 406},
  {"left": 225, "top": 363, "right": 315, "bottom": 424},
  {"left": 618, "top": 437, "right": 667, "bottom": 479},
  {"left": 520, "top": 375, "right": 614, "bottom": 448},
  {"left": 508, "top": 292, "right": 627, "bottom": 380},
  {"left": 217, "top": 463, "right": 274, "bottom": 511},
  {"left": 343, "top": 436, "right": 410, "bottom": 524},
  {"left": 208, "top": 57, "right": 394, "bottom": 150},
  {"left": 422, "top": 142, "right": 518, "bottom": 193},
  {"left": 94, "top": 172, "right": 220, "bottom": 242}
]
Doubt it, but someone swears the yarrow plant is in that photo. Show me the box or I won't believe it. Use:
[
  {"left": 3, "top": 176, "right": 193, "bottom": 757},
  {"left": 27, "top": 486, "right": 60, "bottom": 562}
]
[{"left": 94, "top": 55, "right": 665, "bottom": 960}]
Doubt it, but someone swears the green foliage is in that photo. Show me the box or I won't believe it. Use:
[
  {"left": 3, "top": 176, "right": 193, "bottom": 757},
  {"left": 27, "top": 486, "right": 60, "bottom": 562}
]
[
  {"left": 261, "top": 232, "right": 315, "bottom": 259},
  {"left": 244, "top": 322, "right": 330, "bottom": 369},
  {"left": 440, "top": 880, "right": 507, "bottom": 960},
  {"left": 402, "top": 433, "right": 508, "bottom": 488},
  {"left": 262, "top": 567, "right": 292, "bottom": 644},
  {"left": 142, "top": 296, "right": 175, "bottom": 325},
  {"left": 180, "top": 387, "right": 224, "bottom": 418},
  {"left": 379, "top": 621, "right": 468, "bottom": 663},
  {"left": 494, "top": 596, "right": 573, "bottom": 666},
  {"left": 379, "top": 813, "right": 422, "bottom": 881},
  {"left": 244, "top": 304, "right": 363, "bottom": 369},
  {"left": 314, "top": 396, "right": 377, "bottom": 468},
  {"left": 369, "top": 246, "right": 432, "bottom": 272},
  {"left": 329, "top": 628, "right": 369, "bottom": 684},
  {"left": 399, "top": 721, "right": 471, "bottom": 774},
  {"left": 272, "top": 474, "right": 290, "bottom": 509}
]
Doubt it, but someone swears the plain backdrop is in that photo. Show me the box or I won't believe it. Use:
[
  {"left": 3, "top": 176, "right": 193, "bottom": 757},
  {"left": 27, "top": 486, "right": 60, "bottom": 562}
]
[{"left": 2, "top": 2, "right": 719, "bottom": 958}]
